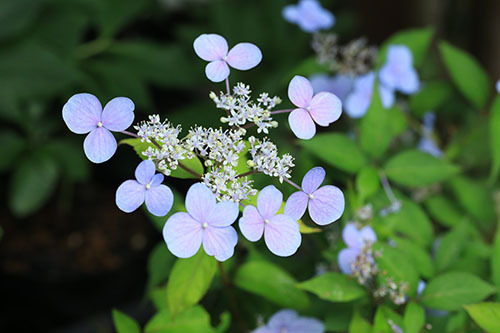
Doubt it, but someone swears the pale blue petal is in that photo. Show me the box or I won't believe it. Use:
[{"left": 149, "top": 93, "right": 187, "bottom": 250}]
[
  {"left": 206, "top": 201, "right": 239, "bottom": 227},
  {"left": 288, "top": 75, "right": 313, "bottom": 108},
  {"left": 343, "top": 224, "right": 363, "bottom": 248},
  {"left": 379, "top": 84, "right": 395, "bottom": 108},
  {"left": 135, "top": 160, "right": 156, "bottom": 185},
  {"left": 496, "top": 79, "right": 500, "bottom": 94},
  {"left": 338, "top": 248, "right": 359, "bottom": 274},
  {"left": 239, "top": 205, "right": 265, "bottom": 242},
  {"left": 257, "top": 185, "right": 283, "bottom": 219},
  {"left": 310, "top": 74, "right": 354, "bottom": 103},
  {"left": 397, "top": 68, "right": 419, "bottom": 94},
  {"left": 193, "top": 33, "right": 228, "bottom": 62},
  {"left": 309, "top": 92, "right": 342, "bottom": 126},
  {"left": 268, "top": 310, "right": 299, "bottom": 329},
  {"left": 308, "top": 185, "right": 345, "bottom": 225},
  {"left": 288, "top": 317, "right": 325, "bottom": 333},
  {"left": 282, "top": 5, "right": 299, "bottom": 23},
  {"left": 101, "top": 97, "right": 135, "bottom": 132},
  {"left": 203, "top": 225, "right": 238, "bottom": 261},
  {"left": 227, "top": 43, "right": 262, "bottom": 70},
  {"left": 115, "top": 179, "right": 145, "bottom": 213},
  {"left": 360, "top": 226, "right": 377, "bottom": 243},
  {"left": 185, "top": 183, "right": 216, "bottom": 222},
  {"left": 301, "top": 167, "right": 325, "bottom": 194},
  {"left": 284, "top": 191, "right": 309, "bottom": 221},
  {"left": 62, "top": 93, "right": 101, "bottom": 134},
  {"left": 83, "top": 127, "right": 117, "bottom": 163},
  {"left": 264, "top": 214, "right": 301, "bottom": 257},
  {"left": 296, "top": 0, "right": 335, "bottom": 33},
  {"left": 163, "top": 212, "right": 203, "bottom": 258},
  {"left": 205, "top": 60, "right": 230, "bottom": 82},
  {"left": 145, "top": 184, "right": 174, "bottom": 217},
  {"left": 288, "top": 108, "right": 316, "bottom": 140},
  {"left": 417, "top": 280, "right": 426, "bottom": 296},
  {"left": 387, "top": 45, "right": 413, "bottom": 68},
  {"left": 418, "top": 137, "right": 443, "bottom": 157},
  {"left": 345, "top": 90, "right": 371, "bottom": 118},
  {"left": 150, "top": 173, "right": 164, "bottom": 187}
]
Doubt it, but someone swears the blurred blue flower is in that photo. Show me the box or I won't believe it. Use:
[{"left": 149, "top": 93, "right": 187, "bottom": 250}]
[
  {"left": 239, "top": 185, "right": 301, "bottom": 257},
  {"left": 344, "top": 72, "right": 394, "bottom": 118},
  {"left": 496, "top": 79, "right": 500, "bottom": 94},
  {"left": 379, "top": 45, "right": 419, "bottom": 94},
  {"left": 337, "top": 224, "right": 376, "bottom": 274},
  {"left": 418, "top": 112, "right": 442, "bottom": 157},
  {"left": 309, "top": 73, "right": 354, "bottom": 103},
  {"left": 282, "top": 0, "right": 334, "bottom": 33},
  {"left": 253, "top": 309, "right": 324, "bottom": 333}
]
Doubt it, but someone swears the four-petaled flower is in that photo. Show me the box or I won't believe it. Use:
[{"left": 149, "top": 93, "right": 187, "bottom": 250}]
[
  {"left": 287, "top": 75, "right": 342, "bottom": 140},
  {"left": 344, "top": 72, "right": 394, "bottom": 118},
  {"left": 337, "top": 223, "right": 376, "bottom": 274},
  {"left": 116, "top": 160, "right": 174, "bottom": 216},
  {"left": 194, "top": 33, "right": 262, "bottom": 83},
  {"left": 284, "top": 167, "right": 344, "bottom": 225},
  {"left": 252, "top": 309, "right": 325, "bottom": 333},
  {"left": 63, "top": 93, "right": 135, "bottom": 163},
  {"left": 379, "top": 45, "right": 419, "bottom": 94},
  {"left": 239, "top": 185, "right": 301, "bottom": 257},
  {"left": 282, "top": 0, "right": 334, "bottom": 33},
  {"left": 163, "top": 183, "right": 239, "bottom": 261}
]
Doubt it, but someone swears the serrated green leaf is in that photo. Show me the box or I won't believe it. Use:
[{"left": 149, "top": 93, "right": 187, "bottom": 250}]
[
  {"left": 297, "top": 272, "right": 366, "bottom": 303},
  {"left": 464, "top": 302, "right": 500, "bottom": 333},
  {"left": 112, "top": 309, "right": 141, "bottom": 333}
]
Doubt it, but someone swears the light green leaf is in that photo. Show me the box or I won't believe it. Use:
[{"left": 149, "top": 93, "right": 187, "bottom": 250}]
[
  {"left": 234, "top": 260, "right": 310, "bottom": 310},
  {"left": 146, "top": 243, "right": 175, "bottom": 295},
  {"left": 404, "top": 302, "right": 425, "bottom": 333},
  {"left": 409, "top": 81, "right": 453, "bottom": 116},
  {"left": 464, "top": 302, "right": 500, "bottom": 333},
  {"left": 492, "top": 227, "right": 500, "bottom": 295},
  {"left": 384, "top": 150, "right": 459, "bottom": 187},
  {"left": 373, "top": 306, "right": 404, "bottom": 333},
  {"left": 112, "top": 309, "right": 141, "bottom": 333},
  {"left": 144, "top": 305, "right": 214, "bottom": 333},
  {"left": 356, "top": 166, "right": 380, "bottom": 201},
  {"left": 348, "top": 310, "right": 372, "bottom": 333},
  {"left": 300, "top": 133, "right": 367, "bottom": 173},
  {"left": 378, "top": 27, "right": 434, "bottom": 68},
  {"left": 435, "top": 222, "right": 469, "bottom": 272},
  {"left": 424, "top": 195, "right": 464, "bottom": 228},
  {"left": 393, "top": 237, "right": 434, "bottom": 278},
  {"left": 297, "top": 272, "right": 366, "bottom": 303},
  {"left": 166, "top": 250, "right": 217, "bottom": 318},
  {"left": 421, "top": 272, "right": 497, "bottom": 310},
  {"left": 439, "top": 41, "right": 490, "bottom": 109},
  {"left": 489, "top": 96, "right": 500, "bottom": 183}
]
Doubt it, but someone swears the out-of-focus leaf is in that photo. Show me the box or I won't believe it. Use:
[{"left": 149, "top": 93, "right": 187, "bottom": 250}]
[
  {"left": 297, "top": 272, "right": 366, "bottom": 302},
  {"left": 166, "top": 250, "right": 216, "bottom": 318},
  {"left": 97, "top": 0, "right": 154, "bottom": 37},
  {"left": 492, "top": 227, "right": 500, "bottom": 296},
  {"left": 146, "top": 243, "right": 175, "bottom": 295},
  {"left": 421, "top": 272, "right": 496, "bottom": 310},
  {"left": 356, "top": 166, "right": 380, "bottom": 201},
  {"left": 112, "top": 309, "right": 141, "bottom": 333},
  {"left": 0, "top": 0, "right": 43, "bottom": 40},
  {"left": 439, "top": 41, "right": 490, "bottom": 109},
  {"left": 489, "top": 95, "right": 500, "bottom": 183},
  {"left": 145, "top": 305, "right": 214, "bottom": 333},
  {"left": 298, "top": 220, "right": 321, "bottom": 234},
  {"left": 373, "top": 306, "right": 404, "bottom": 333},
  {"left": 404, "top": 302, "right": 425, "bottom": 333},
  {"left": 234, "top": 260, "right": 310, "bottom": 310},
  {"left": 384, "top": 150, "right": 459, "bottom": 187},
  {"left": 287, "top": 57, "right": 329, "bottom": 79},
  {"left": 348, "top": 310, "right": 372, "bottom": 333},
  {"left": 378, "top": 27, "right": 434, "bottom": 68},
  {"left": 446, "top": 310, "right": 467, "bottom": 333},
  {"left": 393, "top": 237, "right": 434, "bottom": 278},
  {"left": 464, "top": 302, "right": 500, "bottom": 333},
  {"left": 324, "top": 304, "right": 352, "bottom": 332},
  {"left": 0, "top": 130, "right": 24, "bottom": 172},
  {"left": 435, "top": 222, "right": 469, "bottom": 272},
  {"left": 424, "top": 195, "right": 464, "bottom": 228},
  {"left": 44, "top": 140, "right": 90, "bottom": 182},
  {"left": 300, "top": 133, "right": 367, "bottom": 173},
  {"left": 409, "top": 81, "right": 453, "bottom": 116}
]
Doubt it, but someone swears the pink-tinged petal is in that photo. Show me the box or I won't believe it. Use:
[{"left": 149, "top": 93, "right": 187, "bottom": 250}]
[
  {"left": 342, "top": 224, "right": 363, "bottom": 248},
  {"left": 308, "top": 92, "right": 342, "bottom": 126},
  {"left": 206, "top": 201, "right": 239, "bottom": 227},
  {"left": 288, "top": 75, "right": 313, "bottom": 108},
  {"left": 226, "top": 42, "right": 262, "bottom": 70},
  {"left": 301, "top": 166, "right": 326, "bottom": 194},
  {"left": 163, "top": 212, "right": 203, "bottom": 258},
  {"left": 268, "top": 310, "right": 299, "bottom": 328},
  {"left": 83, "top": 127, "right": 117, "bottom": 163},
  {"left": 239, "top": 205, "right": 265, "bottom": 242},
  {"left": 145, "top": 184, "right": 174, "bottom": 217},
  {"left": 338, "top": 248, "right": 360, "bottom": 274},
  {"left": 101, "top": 97, "right": 135, "bottom": 131},
  {"left": 308, "top": 185, "right": 345, "bottom": 225},
  {"left": 185, "top": 183, "right": 216, "bottom": 222},
  {"left": 264, "top": 214, "right": 301, "bottom": 257},
  {"left": 193, "top": 33, "right": 228, "bottom": 61},
  {"left": 203, "top": 226, "right": 238, "bottom": 261},
  {"left": 150, "top": 173, "right": 164, "bottom": 187},
  {"left": 257, "top": 185, "right": 283, "bottom": 219},
  {"left": 135, "top": 159, "right": 156, "bottom": 185},
  {"left": 288, "top": 108, "right": 316, "bottom": 140},
  {"left": 360, "top": 226, "right": 377, "bottom": 243},
  {"left": 379, "top": 84, "right": 395, "bottom": 108},
  {"left": 284, "top": 191, "right": 309, "bottom": 221},
  {"left": 62, "top": 93, "right": 101, "bottom": 134},
  {"left": 288, "top": 317, "right": 325, "bottom": 333},
  {"left": 205, "top": 60, "right": 230, "bottom": 82},
  {"left": 115, "top": 180, "right": 145, "bottom": 213}
]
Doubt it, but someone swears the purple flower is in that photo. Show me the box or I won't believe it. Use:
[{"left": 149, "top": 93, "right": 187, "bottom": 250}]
[
  {"left": 282, "top": 0, "right": 334, "bottom": 33},
  {"left": 284, "top": 167, "right": 344, "bottom": 225},
  {"left": 344, "top": 72, "right": 394, "bottom": 118},
  {"left": 116, "top": 160, "right": 174, "bottom": 217},
  {"left": 337, "top": 224, "right": 376, "bottom": 274},
  {"left": 193, "top": 33, "right": 262, "bottom": 83},
  {"left": 379, "top": 45, "right": 419, "bottom": 94},
  {"left": 309, "top": 74, "right": 354, "bottom": 103},
  {"left": 62, "top": 93, "right": 134, "bottom": 163},
  {"left": 287, "top": 75, "right": 342, "bottom": 140},
  {"left": 496, "top": 79, "right": 500, "bottom": 94},
  {"left": 253, "top": 309, "right": 324, "bottom": 333},
  {"left": 239, "top": 185, "right": 301, "bottom": 257},
  {"left": 163, "top": 183, "right": 239, "bottom": 261}
]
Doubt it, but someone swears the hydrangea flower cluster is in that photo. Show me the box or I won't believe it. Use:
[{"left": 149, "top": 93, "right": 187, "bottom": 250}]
[
  {"left": 62, "top": 33, "right": 346, "bottom": 262},
  {"left": 282, "top": 0, "right": 334, "bottom": 33},
  {"left": 253, "top": 309, "right": 324, "bottom": 333}
]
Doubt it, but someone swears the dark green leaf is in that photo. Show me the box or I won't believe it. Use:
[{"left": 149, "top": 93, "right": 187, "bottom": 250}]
[
  {"left": 0, "top": 130, "right": 24, "bottom": 172},
  {"left": 146, "top": 243, "right": 175, "bottom": 295},
  {"left": 112, "top": 309, "right": 141, "bottom": 333},
  {"left": 489, "top": 96, "right": 500, "bottom": 183},
  {"left": 492, "top": 227, "right": 500, "bottom": 293},
  {"left": 435, "top": 222, "right": 469, "bottom": 272},
  {"left": 97, "top": 0, "right": 154, "bottom": 37},
  {"left": 409, "top": 81, "right": 453, "bottom": 116},
  {"left": 0, "top": 0, "right": 43, "bottom": 40},
  {"left": 297, "top": 272, "right": 366, "bottom": 303},
  {"left": 464, "top": 302, "right": 500, "bottom": 333},
  {"left": 373, "top": 306, "right": 404, "bottom": 333}
]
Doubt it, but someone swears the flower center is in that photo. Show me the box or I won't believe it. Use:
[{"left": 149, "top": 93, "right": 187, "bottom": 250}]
[
  {"left": 222, "top": 55, "right": 228, "bottom": 62},
  {"left": 145, "top": 183, "right": 151, "bottom": 190},
  {"left": 97, "top": 121, "right": 103, "bottom": 127},
  {"left": 202, "top": 222, "right": 208, "bottom": 229},
  {"left": 264, "top": 219, "right": 270, "bottom": 224},
  {"left": 308, "top": 193, "right": 314, "bottom": 199}
]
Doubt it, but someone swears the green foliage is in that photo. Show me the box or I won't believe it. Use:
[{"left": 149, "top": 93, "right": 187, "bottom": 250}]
[
  {"left": 112, "top": 309, "right": 141, "bottom": 333},
  {"left": 409, "top": 81, "right": 453, "bottom": 116},
  {"left": 348, "top": 310, "right": 372, "bottom": 333},
  {"left": 144, "top": 305, "right": 217, "bottom": 333},
  {"left": 297, "top": 272, "right": 367, "bottom": 302},
  {"left": 392, "top": 237, "right": 434, "bottom": 278},
  {"left": 373, "top": 306, "right": 404, "bottom": 333},
  {"left": 0, "top": 0, "right": 43, "bottom": 40},
  {"left": 464, "top": 302, "right": 500, "bottom": 333},
  {"left": 146, "top": 243, "right": 176, "bottom": 295},
  {"left": 492, "top": 227, "right": 500, "bottom": 293},
  {"left": 489, "top": 95, "right": 500, "bottom": 183},
  {"left": 356, "top": 166, "right": 380, "bottom": 201},
  {"left": 424, "top": 195, "right": 464, "bottom": 228},
  {"left": 378, "top": 27, "right": 434, "bottom": 68},
  {"left": 404, "top": 302, "right": 425, "bottom": 333},
  {"left": 0, "top": 130, "right": 25, "bottom": 172}
]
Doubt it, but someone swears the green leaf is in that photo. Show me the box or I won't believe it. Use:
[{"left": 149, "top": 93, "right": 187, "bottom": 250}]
[
  {"left": 0, "top": 0, "right": 43, "bottom": 40},
  {"left": 348, "top": 310, "right": 372, "bottom": 333},
  {"left": 492, "top": 227, "right": 500, "bottom": 294},
  {"left": 424, "top": 195, "right": 464, "bottom": 228},
  {"left": 145, "top": 305, "right": 214, "bottom": 333},
  {"left": 112, "top": 309, "right": 141, "bottom": 333},
  {"left": 8, "top": 154, "right": 58, "bottom": 217},
  {"left": 146, "top": 243, "right": 175, "bottom": 295},
  {"left": 489, "top": 96, "right": 500, "bottom": 183},
  {"left": 324, "top": 305, "right": 352, "bottom": 332},
  {"left": 435, "top": 222, "right": 469, "bottom": 272},
  {"left": 166, "top": 250, "right": 217, "bottom": 318},
  {"left": 300, "top": 133, "right": 367, "bottom": 173},
  {"left": 384, "top": 150, "right": 459, "bottom": 187},
  {"left": 0, "top": 130, "right": 24, "bottom": 172},
  {"left": 393, "top": 237, "right": 434, "bottom": 278},
  {"left": 378, "top": 27, "right": 434, "bottom": 68},
  {"left": 439, "top": 41, "right": 490, "bottom": 109},
  {"left": 409, "top": 81, "right": 453, "bottom": 116},
  {"left": 464, "top": 302, "right": 500, "bottom": 333},
  {"left": 356, "top": 166, "right": 380, "bottom": 201},
  {"left": 97, "top": 0, "right": 154, "bottom": 37},
  {"left": 297, "top": 272, "right": 366, "bottom": 303},
  {"left": 373, "top": 306, "right": 404, "bottom": 333},
  {"left": 44, "top": 140, "right": 90, "bottom": 182},
  {"left": 234, "top": 260, "right": 310, "bottom": 310},
  {"left": 421, "top": 272, "right": 497, "bottom": 310},
  {"left": 404, "top": 302, "right": 425, "bottom": 333}
]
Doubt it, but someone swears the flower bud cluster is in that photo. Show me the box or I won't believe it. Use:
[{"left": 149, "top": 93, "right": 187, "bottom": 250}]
[
  {"left": 202, "top": 165, "right": 257, "bottom": 202},
  {"left": 373, "top": 277, "right": 409, "bottom": 305},
  {"left": 248, "top": 136, "right": 295, "bottom": 183},
  {"left": 350, "top": 242, "right": 378, "bottom": 285}
]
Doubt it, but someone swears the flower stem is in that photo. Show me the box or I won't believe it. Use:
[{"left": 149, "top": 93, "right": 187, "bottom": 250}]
[
  {"left": 120, "top": 130, "right": 138, "bottom": 138},
  {"left": 217, "top": 261, "right": 246, "bottom": 332},
  {"left": 270, "top": 109, "right": 293, "bottom": 115},
  {"left": 236, "top": 170, "right": 257, "bottom": 178},
  {"left": 225, "top": 77, "right": 231, "bottom": 95},
  {"left": 379, "top": 170, "right": 398, "bottom": 205},
  {"left": 177, "top": 161, "right": 202, "bottom": 178},
  {"left": 284, "top": 178, "right": 302, "bottom": 191}
]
